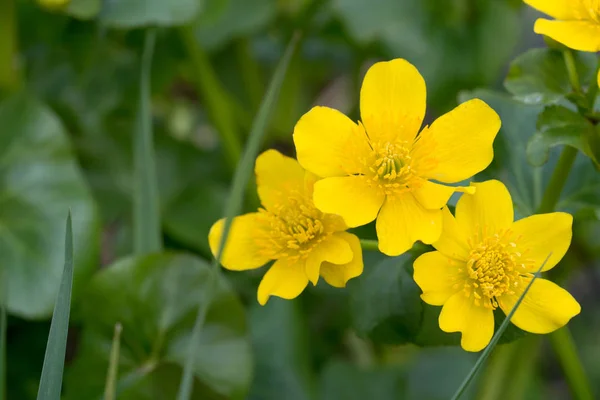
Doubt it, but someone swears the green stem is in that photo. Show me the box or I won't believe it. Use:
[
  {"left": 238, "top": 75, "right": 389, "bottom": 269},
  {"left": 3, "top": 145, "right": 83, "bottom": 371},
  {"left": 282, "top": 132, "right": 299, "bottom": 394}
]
[
  {"left": 536, "top": 146, "right": 578, "bottom": 213},
  {"left": 0, "top": 0, "right": 20, "bottom": 93},
  {"left": 549, "top": 328, "right": 593, "bottom": 400},
  {"left": 359, "top": 239, "right": 379, "bottom": 252},
  {"left": 179, "top": 26, "right": 242, "bottom": 170},
  {"left": 563, "top": 49, "right": 582, "bottom": 95},
  {"left": 104, "top": 323, "right": 123, "bottom": 400}
]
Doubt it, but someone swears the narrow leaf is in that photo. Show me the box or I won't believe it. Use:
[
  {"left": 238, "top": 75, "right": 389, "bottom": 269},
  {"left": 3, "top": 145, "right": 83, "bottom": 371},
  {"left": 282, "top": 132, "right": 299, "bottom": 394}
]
[
  {"left": 36, "top": 212, "right": 74, "bottom": 400},
  {"left": 103, "top": 323, "right": 122, "bottom": 400},
  {"left": 450, "top": 252, "right": 552, "bottom": 400},
  {"left": 176, "top": 31, "right": 302, "bottom": 400},
  {"left": 133, "top": 29, "right": 162, "bottom": 255}
]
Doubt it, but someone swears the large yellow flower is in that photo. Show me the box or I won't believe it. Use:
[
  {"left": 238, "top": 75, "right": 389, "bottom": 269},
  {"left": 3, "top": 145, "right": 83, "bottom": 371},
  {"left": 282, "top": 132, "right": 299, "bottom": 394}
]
[
  {"left": 413, "top": 180, "right": 580, "bottom": 352},
  {"left": 209, "top": 149, "right": 363, "bottom": 305},
  {"left": 293, "top": 59, "right": 501, "bottom": 256},
  {"left": 524, "top": 0, "right": 600, "bottom": 87}
]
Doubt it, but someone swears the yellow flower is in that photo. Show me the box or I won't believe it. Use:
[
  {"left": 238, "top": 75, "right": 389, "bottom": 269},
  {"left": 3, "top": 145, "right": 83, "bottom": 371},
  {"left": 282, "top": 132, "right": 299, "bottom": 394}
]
[
  {"left": 209, "top": 150, "right": 363, "bottom": 305},
  {"left": 413, "top": 180, "right": 580, "bottom": 352},
  {"left": 524, "top": 0, "right": 600, "bottom": 52},
  {"left": 293, "top": 59, "right": 501, "bottom": 256}
]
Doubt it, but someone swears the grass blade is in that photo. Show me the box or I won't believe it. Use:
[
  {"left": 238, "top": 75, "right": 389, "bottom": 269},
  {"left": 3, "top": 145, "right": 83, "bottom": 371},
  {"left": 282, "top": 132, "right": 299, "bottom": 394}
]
[
  {"left": 175, "top": 31, "right": 302, "bottom": 400},
  {"left": 133, "top": 29, "right": 162, "bottom": 255},
  {"left": 450, "top": 252, "right": 553, "bottom": 400},
  {"left": 36, "top": 212, "right": 74, "bottom": 400},
  {"left": 103, "top": 323, "right": 122, "bottom": 400}
]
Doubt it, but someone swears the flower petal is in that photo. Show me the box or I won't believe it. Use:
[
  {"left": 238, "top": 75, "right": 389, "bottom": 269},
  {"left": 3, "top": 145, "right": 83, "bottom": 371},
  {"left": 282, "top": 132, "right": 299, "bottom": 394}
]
[
  {"left": 412, "top": 180, "right": 475, "bottom": 210},
  {"left": 439, "top": 292, "right": 494, "bottom": 352},
  {"left": 524, "top": 0, "right": 586, "bottom": 19},
  {"left": 498, "top": 278, "right": 581, "bottom": 334},
  {"left": 414, "top": 99, "right": 500, "bottom": 183},
  {"left": 255, "top": 149, "right": 305, "bottom": 211},
  {"left": 511, "top": 212, "right": 572, "bottom": 272},
  {"left": 209, "top": 214, "right": 271, "bottom": 271},
  {"left": 455, "top": 180, "right": 514, "bottom": 238},
  {"left": 293, "top": 106, "right": 371, "bottom": 177},
  {"left": 433, "top": 207, "right": 470, "bottom": 261},
  {"left": 320, "top": 232, "right": 364, "bottom": 288},
  {"left": 534, "top": 19, "right": 600, "bottom": 52},
  {"left": 305, "top": 233, "right": 353, "bottom": 285},
  {"left": 413, "top": 251, "right": 464, "bottom": 305},
  {"left": 313, "top": 176, "right": 385, "bottom": 227},
  {"left": 257, "top": 258, "right": 309, "bottom": 305},
  {"left": 376, "top": 193, "right": 442, "bottom": 256},
  {"left": 360, "top": 59, "right": 426, "bottom": 143}
]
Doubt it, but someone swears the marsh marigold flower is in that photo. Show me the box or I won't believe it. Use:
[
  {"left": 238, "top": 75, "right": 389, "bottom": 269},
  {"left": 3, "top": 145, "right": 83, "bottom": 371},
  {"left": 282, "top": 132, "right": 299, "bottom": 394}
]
[
  {"left": 293, "top": 59, "right": 501, "bottom": 256},
  {"left": 525, "top": 0, "right": 600, "bottom": 87},
  {"left": 209, "top": 150, "right": 363, "bottom": 305},
  {"left": 413, "top": 180, "right": 581, "bottom": 352}
]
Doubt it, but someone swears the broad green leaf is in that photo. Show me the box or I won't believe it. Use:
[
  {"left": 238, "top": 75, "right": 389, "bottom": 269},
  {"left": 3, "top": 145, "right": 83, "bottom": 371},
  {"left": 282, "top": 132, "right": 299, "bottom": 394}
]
[
  {"left": 527, "top": 105, "right": 598, "bottom": 167},
  {"left": 0, "top": 93, "right": 99, "bottom": 318},
  {"left": 100, "top": 0, "right": 203, "bottom": 28},
  {"left": 37, "top": 213, "right": 73, "bottom": 400},
  {"left": 64, "top": 253, "right": 252, "bottom": 400},
  {"left": 247, "top": 300, "right": 312, "bottom": 400},
  {"left": 504, "top": 48, "right": 597, "bottom": 105}
]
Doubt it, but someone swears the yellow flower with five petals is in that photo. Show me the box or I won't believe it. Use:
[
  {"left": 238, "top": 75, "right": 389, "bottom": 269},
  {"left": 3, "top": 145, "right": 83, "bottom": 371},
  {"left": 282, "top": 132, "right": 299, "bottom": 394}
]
[
  {"left": 524, "top": 0, "right": 600, "bottom": 87},
  {"left": 413, "top": 180, "right": 581, "bottom": 352},
  {"left": 293, "top": 59, "right": 501, "bottom": 256},
  {"left": 209, "top": 150, "right": 363, "bottom": 305}
]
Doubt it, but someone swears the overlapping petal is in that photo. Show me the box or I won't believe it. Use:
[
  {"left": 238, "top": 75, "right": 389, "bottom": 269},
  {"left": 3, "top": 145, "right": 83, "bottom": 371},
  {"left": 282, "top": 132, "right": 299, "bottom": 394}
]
[
  {"left": 499, "top": 278, "right": 581, "bottom": 334},
  {"left": 257, "top": 258, "right": 309, "bottom": 305},
  {"left": 376, "top": 193, "right": 442, "bottom": 256},
  {"left": 433, "top": 207, "right": 470, "bottom": 261},
  {"left": 534, "top": 20, "right": 600, "bottom": 52},
  {"left": 412, "top": 181, "right": 475, "bottom": 210},
  {"left": 305, "top": 233, "right": 353, "bottom": 285},
  {"left": 255, "top": 149, "right": 305, "bottom": 211},
  {"left": 524, "top": 0, "right": 587, "bottom": 20},
  {"left": 439, "top": 292, "right": 494, "bottom": 352},
  {"left": 360, "top": 59, "right": 426, "bottom": 143},
  {"left": 319, "top": 232, "right": 364, "bottom": 288},
  {"left": 414, "top": 251, "right": 464, "bottom": 305}
]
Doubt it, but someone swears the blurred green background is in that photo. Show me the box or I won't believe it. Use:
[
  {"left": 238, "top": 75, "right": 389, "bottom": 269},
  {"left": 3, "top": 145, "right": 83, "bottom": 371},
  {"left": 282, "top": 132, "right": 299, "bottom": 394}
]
[{"left": 2, "top": 0, "right": 600, "bottom": 399}]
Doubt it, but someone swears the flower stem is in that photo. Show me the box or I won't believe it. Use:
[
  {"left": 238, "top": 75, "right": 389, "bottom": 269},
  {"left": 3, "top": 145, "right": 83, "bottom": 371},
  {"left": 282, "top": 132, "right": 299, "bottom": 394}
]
[
  {"left": 359, "top": 239, "right": 379, "bottom": 252},
  {"left": 536, "top": 146, "right": 578, "bottom": 214},
  {"left": 548, "top": 328, "right": 593, "bottom": 400},
  {"left": 563, "top": 49, "right": 582, "bottom": 95}
]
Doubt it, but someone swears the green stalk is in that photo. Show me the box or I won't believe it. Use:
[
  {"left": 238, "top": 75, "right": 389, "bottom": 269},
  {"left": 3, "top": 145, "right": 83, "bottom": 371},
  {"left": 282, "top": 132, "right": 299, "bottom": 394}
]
[
  {"left": 0, "top": 265, "right": 6, "bottom": 400},
  {"left": 549, "top": 328, "right": 593, "bottom": 400},
  {"left": 0, "top": 0, "right": 20, "bottom": 92},
  {"left": 563, "top": 49, "right": 582, "bottom": 95},
  {"left": 536, "top": 146, "right": 578, "bottom": 213},
  {"left": 359, "top": 239, "right": 379, "bottom": 252},
  {"left": 103, "top": 323, "right": 123, "bottom": 400},
  {"left": 179, "top": 26, "right": 242, "bottom": 170}
]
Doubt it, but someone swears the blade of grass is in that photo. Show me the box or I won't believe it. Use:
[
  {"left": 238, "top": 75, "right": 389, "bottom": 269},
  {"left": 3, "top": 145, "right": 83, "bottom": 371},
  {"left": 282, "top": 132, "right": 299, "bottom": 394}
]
[
  {"left": 103, "top": 323, "right": 123, "bottom": 400},
  {"left": 450, "top": 252, "right": 552, "bottom": 400},
  {"left": 36, "top": 212, "right": 74, "bottom": 400},
  {"left": 175, "top": 32, "right": 302, "bottom": 400},
  {"left": 133, "top": 29, "right": 162, "bottom": 255},
  {"left": 548, "top": 327, "right": 593, "bottom": 400}
]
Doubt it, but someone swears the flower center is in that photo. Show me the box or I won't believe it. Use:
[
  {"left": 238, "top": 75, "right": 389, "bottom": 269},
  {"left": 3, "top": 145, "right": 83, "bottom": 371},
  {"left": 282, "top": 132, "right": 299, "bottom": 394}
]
[
  {"left": 581, "top": 0, "right": 600, "bottom": 21},
  {"left": 460, "top": 230, "right": 534, "bottom": 309},
  {"left": 366, "top": 141, "right": 421, "bottom": 194},
  {"left": 256, "top": 194, "right": 329, "bottom": 260}
]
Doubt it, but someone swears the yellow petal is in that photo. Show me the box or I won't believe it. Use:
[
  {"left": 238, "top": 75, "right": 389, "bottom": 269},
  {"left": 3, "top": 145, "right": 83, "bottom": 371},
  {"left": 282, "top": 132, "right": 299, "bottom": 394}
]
[
  {"left": 413, "top": 251, "right": 464, "bottom": 305},
  {"left": 412, "top": 180, "right": 475, "bottom": 210},
  {"left": 305, "top": 171, "right": 348, "bottom": 232},
  {"left": 524, "top": 0, "right": 586, "bottom": 19},
  {"left": 360, "top": 59, "right": 426, "bottom": 143},
  {"left": 255, "top": 149, "right": 305, "bottom": 211},
  {"left": 414, "top": 99, "right": 500, "bottom": 183},
  {"left": 293, "top": 106, "right": 371, "bottom": 177},
  {"left": 376, "top": 193, "right": 442, "bottom": 256},
  {"left": 439, "top": 292, "right": 494, "bottom": 352},
  {"left": 257, "top": 258, "right": 309, "bottom": 305},
  {"left": 455, "top": 180, "right": 514, "bottom": 238},
  {"left": 511, "top": 212, "right": 572, "bottom": 272},
  {"left": 433, "top": 207, "right": 470, "bottom": 261},
  {"left": 320, "top": 232, "right": 364, "bottom": 288},
  {"left": 209, "top": 214, "right": 271, "bottom": 271},
  {"left": 534, "top": 19, "right": 600, "bottom": 52},
  {"left": 305, "top": 233, "right": 353, "bottom": 285},
  {"left": 313, "top": 176, "right": 385, "bottom": 227},
  {"left": 498, "top": 278, "right": 581, "bottom": 334}
]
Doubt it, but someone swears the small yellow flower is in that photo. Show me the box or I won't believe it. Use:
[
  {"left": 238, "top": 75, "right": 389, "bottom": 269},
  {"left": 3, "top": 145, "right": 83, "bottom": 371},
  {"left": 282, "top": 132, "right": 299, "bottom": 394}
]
[
  {"left": 525, "top": 0, "right": 600, "bottom": 52},
  {"left": 209, "top": 150, "right": 363, "bottom": 305},
  {"left": 413, "top": 180, "right": 581, "bottom": 352},
  {"left": 293, "top": 59, "right": 501, "bottom": 256}
]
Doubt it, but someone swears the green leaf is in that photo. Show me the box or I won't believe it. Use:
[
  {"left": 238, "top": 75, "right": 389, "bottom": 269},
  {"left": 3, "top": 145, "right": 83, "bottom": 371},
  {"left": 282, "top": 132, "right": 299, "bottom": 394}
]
[
  {"left": 177, "top": 32, "right": 300, "bottom": 400},
  {"left": 100, "top": 0, "right": 203, "bottom": 28},
  {"left": 527, "top": 105, "right": 598, "bottom": 167},
  {"left": 0, "top": 93, "right": 99, "bottom": 318},
  {"left": 134, "top": 30, "right": 162, "bottom": 255},
  {"left": 66, "top": 0, "right": 101, "bottom": 19},
  {"left": 504, "top": 48, "right": 597, "bottom": 105},
  {"left": 64, "top": 253, "right": 252, "bottom": 400},
  {"left": 37, "top": 212, "right": 74, "bottom": 400}
]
